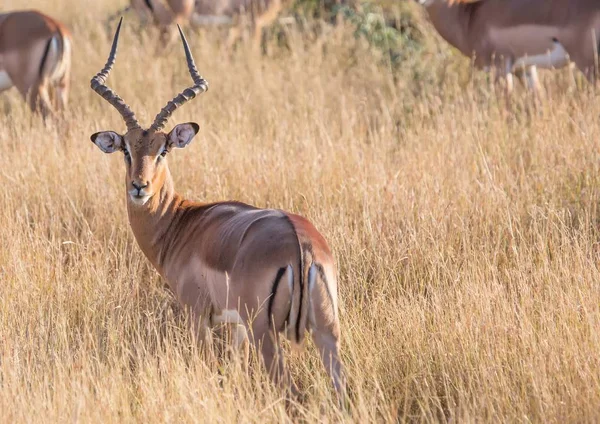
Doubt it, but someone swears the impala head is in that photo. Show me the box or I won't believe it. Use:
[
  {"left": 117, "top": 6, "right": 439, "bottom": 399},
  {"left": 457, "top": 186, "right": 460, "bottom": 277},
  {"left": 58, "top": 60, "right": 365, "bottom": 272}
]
[{"left": 89, "top": 18, "right": 207, "bottom": 206}]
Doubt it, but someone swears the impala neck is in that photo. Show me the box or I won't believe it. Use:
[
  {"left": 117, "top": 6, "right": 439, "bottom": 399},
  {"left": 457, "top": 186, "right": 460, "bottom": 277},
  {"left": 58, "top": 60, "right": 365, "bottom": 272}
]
[
  {"left": 424, "top": 3, "right": 474, "bottom": 57},
  {"left": 126, "top": 168, "right": 183, "bottom": 275}
]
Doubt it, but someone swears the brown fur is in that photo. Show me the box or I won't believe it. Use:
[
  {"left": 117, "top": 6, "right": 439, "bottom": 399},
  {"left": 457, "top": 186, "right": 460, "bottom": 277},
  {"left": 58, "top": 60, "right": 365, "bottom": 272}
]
[{"left": 0, "top": 10, "right": 71, "bottom": 117}]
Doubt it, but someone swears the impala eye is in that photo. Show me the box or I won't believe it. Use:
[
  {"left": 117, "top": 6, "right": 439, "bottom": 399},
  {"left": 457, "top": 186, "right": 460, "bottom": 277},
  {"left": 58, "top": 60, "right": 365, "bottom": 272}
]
[
  {"left": 123, "top": 150, "right": 131, "bottom": 163},
  {"left": 160, "top": 149, "right": 168, "bottom": 158}
]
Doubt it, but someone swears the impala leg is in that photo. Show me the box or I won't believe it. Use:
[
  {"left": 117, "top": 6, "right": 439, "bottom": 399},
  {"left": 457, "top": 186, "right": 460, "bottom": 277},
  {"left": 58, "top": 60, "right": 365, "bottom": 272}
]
[
  {"left": 504, "top": 72, "right": 515, "bottom": 95},
  {"left": 309, "top": 269, "right": 347, "bottom": 404},
  {"left": 191, "top": 313, "right": 214, "bottom": 360},
  {"left": 54, "top": 72, "right": 70, "bottom": 112},
  {"left": 312, "top": 325, "right": 346, "bottom": 402},
  {"left": 258, "top": 332, "right": 298, "bottom": 395},
  {"left": 251, "top": 0, "right": 282, "bottom": 54},
  {"left": 493, "top": 58, "right": 515, "bottom": 98},
  {"left": 212, "top": 310, "right": 250, "bottom": 371},
  {"left": 226, "top": 25, "right": 242, "bottom": 50},
  {"left": 13, "top": 73, "right": 52, "bottom": 119},
  {"left": 250, "top": 309, "right": 298, "bottom": 395},
  {"left": 28, "top": 82, "right": 54, "bottom": 120},
  {"left": 230, "top": 322, "right": 250, "bottom": 372},
  {"left": 524, "top": 66, "right": 543, "bottom": 95},
  {"left": 251, "top": 23, "right": 263, "bottom": 53}
]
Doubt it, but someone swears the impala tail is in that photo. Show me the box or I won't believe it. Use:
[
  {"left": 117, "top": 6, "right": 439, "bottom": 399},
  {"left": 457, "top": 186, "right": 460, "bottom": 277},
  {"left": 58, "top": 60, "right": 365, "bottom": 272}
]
[{"left": 283, "top": 244, "right": 314, "bottom": 348}]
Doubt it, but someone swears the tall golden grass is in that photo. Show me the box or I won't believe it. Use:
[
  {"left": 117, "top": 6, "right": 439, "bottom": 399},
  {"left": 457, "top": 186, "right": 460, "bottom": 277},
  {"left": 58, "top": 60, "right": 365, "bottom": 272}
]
[{"left": 2, "top": 0, "right": 600, "bottom": 422}]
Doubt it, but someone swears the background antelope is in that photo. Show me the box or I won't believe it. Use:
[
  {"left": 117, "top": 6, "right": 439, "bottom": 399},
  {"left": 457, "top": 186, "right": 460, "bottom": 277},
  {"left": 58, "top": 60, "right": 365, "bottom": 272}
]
[
  {"left": 107, "top": 0, "right": 195, "bottom": 49},
  {"left": 89, "top": 19, "right": 345, "bottom": 398},
  {"left": 0, "top": 10, "right": 71, "bottom": 117},
  {"left": 418, "top": 0, "right": 600, "bottom": 93},
  {"left": 192, "top": 0, "right": 288, "bottom": 51}
]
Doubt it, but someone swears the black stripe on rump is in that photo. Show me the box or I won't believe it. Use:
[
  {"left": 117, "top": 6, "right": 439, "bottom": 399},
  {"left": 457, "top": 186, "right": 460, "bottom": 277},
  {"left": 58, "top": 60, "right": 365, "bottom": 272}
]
[
  {"left": 39, "top": 37, "right": 53, "bottom": 78},
  {"left": 268, "top": 267, "right": 288, "bottom": 328},
  {"left": 295, "top": 251, "right": 303, "bottom": 341}
]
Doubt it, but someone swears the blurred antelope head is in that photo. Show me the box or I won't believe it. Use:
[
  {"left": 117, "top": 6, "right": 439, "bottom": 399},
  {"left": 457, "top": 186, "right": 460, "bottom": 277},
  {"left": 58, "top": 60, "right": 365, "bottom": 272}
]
[{"left": 90, "top": 18, "right": 207, "bottom": 206}]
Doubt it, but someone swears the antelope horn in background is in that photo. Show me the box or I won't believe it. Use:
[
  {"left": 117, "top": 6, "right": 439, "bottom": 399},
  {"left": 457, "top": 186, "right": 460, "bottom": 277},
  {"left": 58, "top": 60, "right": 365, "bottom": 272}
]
[
  {"left": 150, "top": 25, "right": 208, "bottom": 132},
  {"left": 91, "top": 17, "right": 141, "bottom": 132}
]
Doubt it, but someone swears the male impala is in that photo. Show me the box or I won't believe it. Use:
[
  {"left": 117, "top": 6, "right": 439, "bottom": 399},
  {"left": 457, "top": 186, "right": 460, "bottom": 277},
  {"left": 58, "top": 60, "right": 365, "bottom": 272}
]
[
  {"left": 192, "top": 0, "right": 287, "bottom": 51},
  {"left": 90, "top": 19, "right": 345, "bottom": 397},
  {"left": 418, "top": 0, "right": 600, "bottom": 93},
  {"left": 0, "top": 10, "right": 71, "bottom": 117}
]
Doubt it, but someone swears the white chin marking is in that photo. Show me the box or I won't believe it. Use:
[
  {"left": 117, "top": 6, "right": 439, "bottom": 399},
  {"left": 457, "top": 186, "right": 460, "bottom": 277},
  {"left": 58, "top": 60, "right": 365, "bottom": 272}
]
[{"left": 129, "top": 195, "right": 151, "bottom": 206}]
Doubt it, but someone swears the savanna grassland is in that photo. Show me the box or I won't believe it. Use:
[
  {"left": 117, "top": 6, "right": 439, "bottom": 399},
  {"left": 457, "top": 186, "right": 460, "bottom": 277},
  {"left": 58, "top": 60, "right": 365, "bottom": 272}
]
[{"left": 2, "top": 0, "right": 600, "bottom": 422}]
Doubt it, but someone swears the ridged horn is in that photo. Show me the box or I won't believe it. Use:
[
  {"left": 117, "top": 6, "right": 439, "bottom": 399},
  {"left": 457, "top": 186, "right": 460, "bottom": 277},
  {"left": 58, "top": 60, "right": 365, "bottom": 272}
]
[
  {"left": 91, "top": 18, "right": 141, "bottom": 132},
  {"left": 150, "top": 25, "right": 208, "bottom": 132}
]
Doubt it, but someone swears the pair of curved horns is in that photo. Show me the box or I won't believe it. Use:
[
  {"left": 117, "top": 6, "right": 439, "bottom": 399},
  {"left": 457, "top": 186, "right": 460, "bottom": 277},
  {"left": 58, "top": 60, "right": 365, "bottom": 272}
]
[{"left": 90, "top": 18, "right": 208, "bottom": 132}]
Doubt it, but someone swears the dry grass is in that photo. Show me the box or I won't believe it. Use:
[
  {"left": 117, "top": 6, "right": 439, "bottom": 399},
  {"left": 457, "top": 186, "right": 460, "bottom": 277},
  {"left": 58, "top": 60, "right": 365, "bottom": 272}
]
[{"left": 2, "top": 0, "right": 600, "bottom": 422}]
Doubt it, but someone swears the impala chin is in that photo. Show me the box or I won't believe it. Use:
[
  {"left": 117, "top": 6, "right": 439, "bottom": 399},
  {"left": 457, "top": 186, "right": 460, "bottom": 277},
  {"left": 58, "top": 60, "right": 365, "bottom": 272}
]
[{"left": 129, "top": 193, "right": 151, "bottom": 205}]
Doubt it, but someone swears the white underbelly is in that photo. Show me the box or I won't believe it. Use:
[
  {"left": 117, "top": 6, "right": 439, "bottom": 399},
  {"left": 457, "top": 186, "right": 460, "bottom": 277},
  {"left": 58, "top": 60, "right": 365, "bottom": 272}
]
[
  {"left": 191, "top": 13, "right": 233, "bottom": 26},
  {"left": 512, "top": 41, "right": 570, "bottom": 71},
  {"left": 489, "top": 25, "right": 570, "bottom": 70},
  {"left": 0, "top": 70, "right": 13, "bottom": 92}
]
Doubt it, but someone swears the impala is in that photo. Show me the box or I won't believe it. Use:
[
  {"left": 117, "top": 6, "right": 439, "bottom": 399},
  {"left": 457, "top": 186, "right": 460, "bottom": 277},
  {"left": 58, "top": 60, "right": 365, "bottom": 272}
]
[
  {"left": 192, "top": 0, "right": 287, "bottom": 51},
  {"left": 107, "top": 0, "right": 194, "bottom": 47},
  {"left": 418, "top": 0, "right": 600, "bottom": 93},
  {"left": 130, "top": 0, "right": 194, "bottom": 26},
  {"left": 0, "top": 10, "right": 71, "bottom": 117},
  {"left": 90, "top": 19, "right": 345, "bottom": 397}
]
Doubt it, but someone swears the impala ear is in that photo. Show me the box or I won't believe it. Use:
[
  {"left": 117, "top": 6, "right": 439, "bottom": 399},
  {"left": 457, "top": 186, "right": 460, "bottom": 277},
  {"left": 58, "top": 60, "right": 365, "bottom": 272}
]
[
  {"left": 168, "top": 122, "right": 199, "bottom": 149},
  {"left": 91, "top": 131, "right": 124, "bottom": 153}
]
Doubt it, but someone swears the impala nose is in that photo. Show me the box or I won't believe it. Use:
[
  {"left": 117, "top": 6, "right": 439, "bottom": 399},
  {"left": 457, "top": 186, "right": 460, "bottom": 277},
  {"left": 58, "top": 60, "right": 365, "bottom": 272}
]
[{"left": 132, "top": 181, "right": 148, "bottom": 194}]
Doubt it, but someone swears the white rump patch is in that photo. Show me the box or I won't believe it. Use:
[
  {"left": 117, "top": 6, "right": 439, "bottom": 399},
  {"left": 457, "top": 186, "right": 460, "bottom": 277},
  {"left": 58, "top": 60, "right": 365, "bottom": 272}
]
[
  {"left": 308, "top": 264, "right": 316, "bottom": 294},
  {"left": 307, "top": 264, "right": 317, "bottom": 327},
  {"left": 0, "top": 71, "right": 13, "bottom": 92},
  {"left": 287, "top": 264, "right": 294, "bottom": 293}
]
